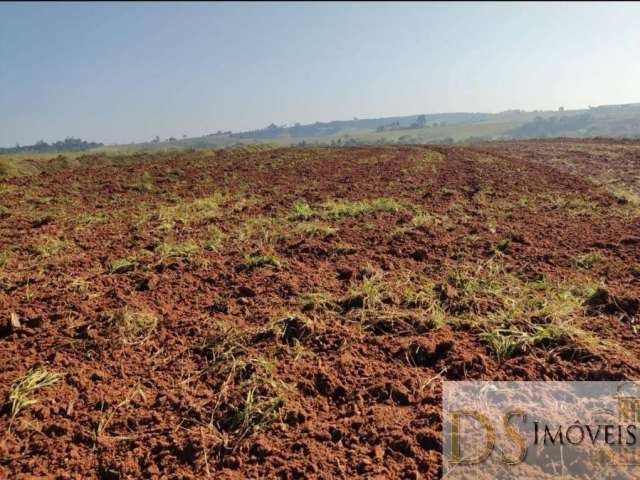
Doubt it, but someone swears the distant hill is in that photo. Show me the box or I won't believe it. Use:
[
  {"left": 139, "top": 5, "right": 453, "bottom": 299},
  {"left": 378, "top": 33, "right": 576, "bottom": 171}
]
[
  {"left": 7, "top": 103, "right": 640, "bottom": 155},
  {"left": 505, "top": 104, "right": 640, "bottom": 139},
  {"left": 117, "top": 102, "right": 640, "bottom": 151}
]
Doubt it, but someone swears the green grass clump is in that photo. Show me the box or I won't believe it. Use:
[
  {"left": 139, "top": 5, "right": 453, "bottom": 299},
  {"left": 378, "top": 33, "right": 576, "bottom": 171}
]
[
  {"left": 0, "top": 159, "right": 11, "bottom": 177},
  {"left": 479, "top": 325, "right": 563, "bottom": 359},
  {"left": 0, "top": 251, "right": 8, "bottom": 268},
  {"left": 480, "top": 321, "right": 603, "bottom": 360},
  {"left": 437, "top": 260, "right": 611, "bottom": 358},
  {"left": 410, "top": 213, "right": 436, "bottom": 228},
  {"left": 68, "top": 277, "right": 92, "bottom": 293},
  {"left": 33, "top": 236, "right": 69, "bottom": 258},
  {"left": 25, "top": 194, "right": 53, "bottom": 206},
  {"left": 77, "top": 212, "right": 109, "bottom": 226},
  {"left": 157, "top": 192, "right": 227, "bottom": 228},
  {"left": 574, "top": 253, "right": 602, "bottom": 270},
  {"left": 112, "top": 308, "right": 159, "bottom": 344},
  {"left": 237, "top": 217, "right": 287, "bottom": 245},
  {"left": 610, "top": 187, "right": 640, "bottom": 206},
  {"left": 0, "top": 183, "right": 16, "bottom": 194},
  {"left": 294, "top": 221, "right": 337, "bottom": 239},
  {"left": 401, "top": 282, "right": 437, "bottom": 309},
  {"left": 107, "top": 258, "right": 138, "bottom": 273},
  {"left": 518, "top": 196, "right": 532, "bottom": 207},
  {"left": 130, "top": 171, "right": 154, "bottom": 192},
  {"left": 392, "top": 212, "right": 438, "bottom": 237},
  {"left": 538, "top": 193, "right": 600, "bottom": 215},
  {"left": 420, "top": 260, "right": 619, "bottom": 357},
  {"left": 196, "top": 324, "right": 288, "bottom": 446},
  {"left": 443, "top": 263, "right": 581, "bottom": 321},
  {"left": 204, "top": 226, "right": 227, "bottom": 252},
  {"left": 399, "top": 279, "right": 447, "bottom": 329},
  {"left": 191, "top": 194, "right": 226, "bottom": 214},
  {"left": 423, "top": 150, "right": 446, "bottom": 163},
  {"left": 235, "top": 383, "right": 285, "bottom": 438},
  {"left": 299, "top": 292, "right": 336, "bottom": 313},
  {"left": 228, "top": 358, "right": 287, "bottom": 442},
  {"left": 7, "top": 367, "right": 61, "bottom": 420},
  {"left": 321, "top": 197, "right": 411, "bottom": 218},
  {"left": 265, "top": 314, "right": 313, "bottom": 346},
  {"left": 288, "top": 201, "right": 315, "bottom": 221},
  {"left": 155, "top": 240, "right": 200, "bottom": 258},
  {"left": 343, "top": 271, "right": 385, "bottom": 313},
  {"left": 244, "top": 253, "right": 282, "bottom": 269}
]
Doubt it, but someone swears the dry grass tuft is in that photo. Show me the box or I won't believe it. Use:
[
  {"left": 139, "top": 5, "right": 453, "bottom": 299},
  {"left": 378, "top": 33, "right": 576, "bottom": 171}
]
[
  {"left": 7, "top": 367, "right": 61, "bottom": 420},
  {"left": 111, "top": 308, "right": 160, "bottom": 344}
]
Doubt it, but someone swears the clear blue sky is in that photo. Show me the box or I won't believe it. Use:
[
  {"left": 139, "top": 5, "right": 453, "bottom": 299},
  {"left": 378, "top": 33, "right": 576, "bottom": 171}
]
[{"left": 1, "top": 1, "right": 639, "bottom": 146}]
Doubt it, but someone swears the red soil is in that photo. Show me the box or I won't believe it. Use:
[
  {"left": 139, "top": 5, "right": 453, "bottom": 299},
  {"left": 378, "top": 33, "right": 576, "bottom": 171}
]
[{"left": 1, "top": 143, "right": 639, "bottom": 479}]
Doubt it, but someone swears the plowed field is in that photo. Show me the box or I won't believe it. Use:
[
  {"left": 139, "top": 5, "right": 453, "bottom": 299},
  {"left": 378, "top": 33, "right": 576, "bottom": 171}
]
[{"left": 1, "top": 141, "right": 639, "bottom": 479}]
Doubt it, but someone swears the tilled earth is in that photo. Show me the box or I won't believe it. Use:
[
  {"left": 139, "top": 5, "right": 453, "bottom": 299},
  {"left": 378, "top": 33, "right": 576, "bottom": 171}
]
[{"left": 1, "top": 142, "right": 639, "bottom": 479}]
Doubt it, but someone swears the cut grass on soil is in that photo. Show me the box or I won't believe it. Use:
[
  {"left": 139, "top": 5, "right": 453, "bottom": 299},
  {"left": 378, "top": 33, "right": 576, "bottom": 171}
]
[
  {"left": 392, "top": 212, "right": 438, "bottom": 237},
  {"left": 320, "top": 197, "right": 413, "bottom": 218},
  {"left": 288, "top": 201, "right": 315, "bottom": 221},
  {"left": 575, "top": 253, "right": 602, "bottom": 270},
  {"left": 299, "top": 292, "right": 336, "bottom": 313},
  {"left": 33, "top": 236, "right": 69, "bottom": 258},
  {"left": 77, "top": 212, "right": 109, "bottom": 227},
  {"left": 7, "top": 367, "right": 61, "bottom": 420},
  {"left": 480, "top": 325, "right": 565, "bottom": 359},
  {"left": 107, "top": 258, "right": 138, "bottom": 273},
  {"left": 265, "top": 314, "right": 313, "bottom": 346},
  {"left": 204, "top": 226, "right": 227, "bottom": 252},
  {"left": 610, "top": 187, "right": 640, "bottom": 206},
  {"left": 220, "top": 358, "right": 287, "bottom": 446},
  {"left": 438, "top": 259, "right": 612, "bottom": 358},
  {"left": 400, "top": 281, "right": 448, "bottom": 329},
  {"left": 294, "top": 221, "right": 337, "bottom": 239},
  {"left": 538, "top": 193, "right": 600, "bottom": 215},
  {"left": 343, "top": 271, "right": 385, "bottom": 313},
  {"left": 237, "top": 217, "right": 287, "bottom": 246},
  {"left": 0, "top": 183, "right": 16, "bottom": 194},
  {"left": 111, "top": 308, "right": 159, "bottom": 344},
  {"left": 196, "top": 326, "right": 288, "bottom": 447},
  {"left": 234, "top": 380, "right": 285, "bottom": 440},
  {"left": 0, "top": 251, "right": 8, "bottom": 268},
  {"left": 423, "top": 150, "right": 446, "bottom": 163},
  {"left": 68, "top": 277, "right": 92, "bottom": 293},
  {"left": 25, "top": 194, "right": 53, "bottom": 206},
  {"left": 130, "top": 171, "right": 155, "bottom": 193},
  {"left": 409, "top": 213, "right": 437, "bottom": 229},
  {"left": 157, "top": 192, "right": 227, "bottom": 229},
  {"left": 155, "top": 240, "right": 200, "bottom": 258},
  {"left": 243, "top": 253, "right": 282, "bottom": 269},
  {"left": 480, "top": 320, "right": 606, "bottom": 361}
]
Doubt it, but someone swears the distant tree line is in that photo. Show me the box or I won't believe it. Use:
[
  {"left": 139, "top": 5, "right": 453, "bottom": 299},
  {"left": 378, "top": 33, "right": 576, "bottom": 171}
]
[
  {"left": 293, "top": 135, "right": 457, "bottom": 148},
  {"left": 0, "top": 137, "right": 103, "bottom": 154},
  {"left": 376, "top": 115, "right": 449, "bottom": 132},
  {"left": 507, "top": 114, "right": 593, "bottom": 138},
  {"left": 230, "top": 122, "right": 343, "bottom": 140}
]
